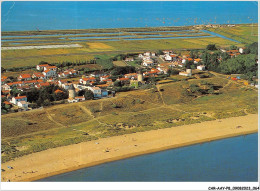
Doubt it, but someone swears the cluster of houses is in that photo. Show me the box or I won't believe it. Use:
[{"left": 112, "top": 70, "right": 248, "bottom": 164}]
[
  {"left": 221, "top": 48, "right": 245, "bottom": 58},
  {"left": 5, "top": 48, "right": 240, "bottom": 112}
]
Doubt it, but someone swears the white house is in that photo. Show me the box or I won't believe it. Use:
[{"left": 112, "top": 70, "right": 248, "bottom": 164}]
[
  {"left": 138, "top": 54, "right": 144, "bottom": 58},
  {"left": 42, "top": 69, "right": 57, "bottom": 78},
  {"left": 36, "top": 64, "right": 49, "bottom": 71},
  {"left": 17, "top": 101, "right": 28, "bottom": 110},
  {"left": 18, "top": 74, "right": 32, "bottom": 81},
  {"left": 239, "top": 47, "right": 244, "bottom": 54},
  {"left": 144, "top": 52, "right": 151, "bottom": 57},
  {"left": 86, "top": 87, "right": 102, "bottom": 98},
  {"left": 11, "top": 96, "right": 27, "bottom": 105},
  {"left": 80, "top": 77, "right": 96, "bottom": 85},
  {"left": 100, "top": 75, "right": 110, "bottom": 82},
  {"left": 197, "top": 65, "right": 206, "bottom": 71},
  {"left": 32, "top": 73, "right": 45, "bottom": 79},
  {"left": 43, "top": 65, "right": 57, "bottom": 71},
  {"left": 164, "top": 54, "right": 172, "bottom": 61}
]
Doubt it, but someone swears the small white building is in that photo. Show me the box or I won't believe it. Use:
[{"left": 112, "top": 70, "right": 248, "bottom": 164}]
[
  {"left": 42, "top": 69, "right": 57, "bottom": 78},
  {"left": 11, "top": 96, "right": 27, "bottom": 105},
  {"left": 36, "top": 64, "right": 49, "bottom": 71},
  {"left": 239, "top": 47, "right": 244, "bottom": 54},
  {"left": 17, "top": 101, "right": 28, "bottom": 110},
  {"left": 197, "top": 65, "right": 206, "bottom": 71},
  {"left": 179, "top": 69, "right": 192, "bottom": 77},
  {"left": 86, "top": 87, "right": 102, "bottom": 98},
  {"left": 164, "top": 54, "right": 172, "bottom": 61},
  {"left": 144, "top": 52, "right": 151, "bottom": 57},
  {"left": 43, "top": 66, "right": 57, "bottom": 71}
]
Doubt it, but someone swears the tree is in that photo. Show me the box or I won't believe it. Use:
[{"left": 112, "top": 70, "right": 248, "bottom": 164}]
[
  {"left": 229, "top": 45, "right": 237, "bottom": 50},
  {"left": 157, "top": 50, "right": 164, "bottom": 55},
  {"left": 113, "top": 80, "right": 122, "bottom": 87},
  {"left": 189, "top": 84, "right": 200, "bottom": 93},
  {"left": 10, "top": 87, "right": 21, "bottom": 97},
  {"left": 206, "top": 44, "right": 217, "bottom": 50},
  {"left": 39, "top": 61, "right": 49, "bottom": 65},
  {"left": 84, "top": 90, "right": 94, "bottom": 100}
]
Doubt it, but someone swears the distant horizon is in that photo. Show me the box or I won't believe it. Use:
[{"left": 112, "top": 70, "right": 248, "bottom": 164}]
[
  {"left": 1, "top": 1, "right": 258, "bottom": 32},
  {"left": 1, "top": 23, "right": 258, "bottom": 33}
]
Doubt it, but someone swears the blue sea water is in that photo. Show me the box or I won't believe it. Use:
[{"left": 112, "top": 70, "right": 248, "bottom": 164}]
[
  {"left": 38, "top": 133, "right": 258, "bottom": 182},
  {"left": 1, "top": 1, "right": 258, "bottom": 31}
]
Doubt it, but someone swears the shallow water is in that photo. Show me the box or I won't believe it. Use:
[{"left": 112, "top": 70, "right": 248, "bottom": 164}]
[{"left": 37, "top": 133, "right": 258, "bottom": 182}]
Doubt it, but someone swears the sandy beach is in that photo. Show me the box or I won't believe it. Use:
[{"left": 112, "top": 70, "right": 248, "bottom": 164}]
[{"left": 1, "top": 114, "right": 258, "bottom": 182}]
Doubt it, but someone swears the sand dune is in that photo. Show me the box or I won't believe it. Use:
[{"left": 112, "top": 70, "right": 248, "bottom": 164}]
[{"left": 1, "top": 114, "right": 258, "bottom": 182}]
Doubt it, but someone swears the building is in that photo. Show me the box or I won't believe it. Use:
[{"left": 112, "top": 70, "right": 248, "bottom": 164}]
[
  {"left": 164, "top": 54, "right": 172, "bottom": 61},
  {"left": 18, "top": 74, "right": 32, "bottom": 81},
  {"left": 44, "top": 65, "right": 57, "bottom": 71},
  {"left": 42, "top": 69, "right": 56, "bottom": 78},
  {"left": 124, "top": 73, "right": 137, "bottom": 79},
  {"left": 80, "top": 77, "right": 96, "bottom": 85},
  {"left": 17, "top": 101, "right": 28, "bottom": 110},
  {"left": 68, "top": 84, "right": 76, "bottom": 99},
  {"left": 137, "top": 71, "right": 144, "bottom": 82},
  {"left": 86, "top": 87, "right": 102, "bottom": 98},
  {"left": 32, "top": 73, "right": 45, "bottom": 79},
  {"left": 239, "top": 47, "right": 245, "bottom": 54},
  {"left": 11, "top": 96, "right": 27, "bottom": 105},
  {"left": 36, "top": 64, "right": 49, "bottom": 71},
  {"left": 197, "top": 65, "right": 206, "bottom": 71},
  {"left": 179, "top": 68, "right": 192, "bottom": 77}
]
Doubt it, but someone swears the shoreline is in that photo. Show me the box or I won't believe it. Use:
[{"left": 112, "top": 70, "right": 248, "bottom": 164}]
[{"left": 1, "top": 114, "right": 258, "bottom": 182}]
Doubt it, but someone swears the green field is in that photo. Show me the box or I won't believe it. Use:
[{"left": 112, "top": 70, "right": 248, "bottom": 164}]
[
  {"left": 2, "top": 75, "right": 257, "bottom": 163},
  {"left": 207, "top": 24, "right": 258, "bottom": 44},
  {"left": 2, "top": 37, "right": 243, "bottom": 69}
]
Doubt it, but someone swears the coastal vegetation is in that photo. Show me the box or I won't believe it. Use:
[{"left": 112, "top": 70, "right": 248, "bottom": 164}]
[
  {"left": 2, "top": 75, "right": 257, "bottom": 163},
  {"left": 207, "top": 24, "right": 258, "bottom": 44}
]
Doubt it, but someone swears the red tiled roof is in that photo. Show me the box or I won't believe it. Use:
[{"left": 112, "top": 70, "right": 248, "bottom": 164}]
[
  {"left": 38, "top": 64, "right": 49, "bottom": 67},
  {"left": 45, "top": 66, "right": 57, "bottom": 69},
  {"left": 24, "top": 80, "right": 37, "bottom": 84},
  {"left": 82, "top": 77, "right": 96, "bottom": 81},
  {"left": 39, "top": 82, "right": 50, "bottom": 86},
  {"left": 7, "top": 81, "right": 23, "bottom": 86},
  {"left": 33, "top": 73, "right": 44, "bottom": 77},
  {"left": 1, "top": 76, "right": 7, "bottom": 80},
  {"left": 15, "top": 96, "right": 27, "bottom": 100},
  {"left": 119, "top": 78, "right": 130, "bottom": 81},
  {"left": 54, "top": 89, "right": 63, "bottom": 94},
  {"left": 19, "top": 74, "right": 31, "bottom": 79},
  {"left": 4, "top": 101, "right": 11, "bottom": 105}
]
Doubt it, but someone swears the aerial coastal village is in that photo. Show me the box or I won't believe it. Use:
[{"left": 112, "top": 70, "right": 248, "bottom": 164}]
[{"left": 0, "top": 0, "right": 259, "bottom": 185}]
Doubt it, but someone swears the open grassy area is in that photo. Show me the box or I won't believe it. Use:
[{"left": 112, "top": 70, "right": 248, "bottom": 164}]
[
  {"left": 105, "top": 37, "right": 243, "bottom": 52},
  {"left": 113, "top": 61, "right": 127, "bottom": 66},
  {"left": 2, "top": 75, "right": 257, "bottom": 162},
  {"left": 207, "top": 24, "right": 258, "bottom": 44}
]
